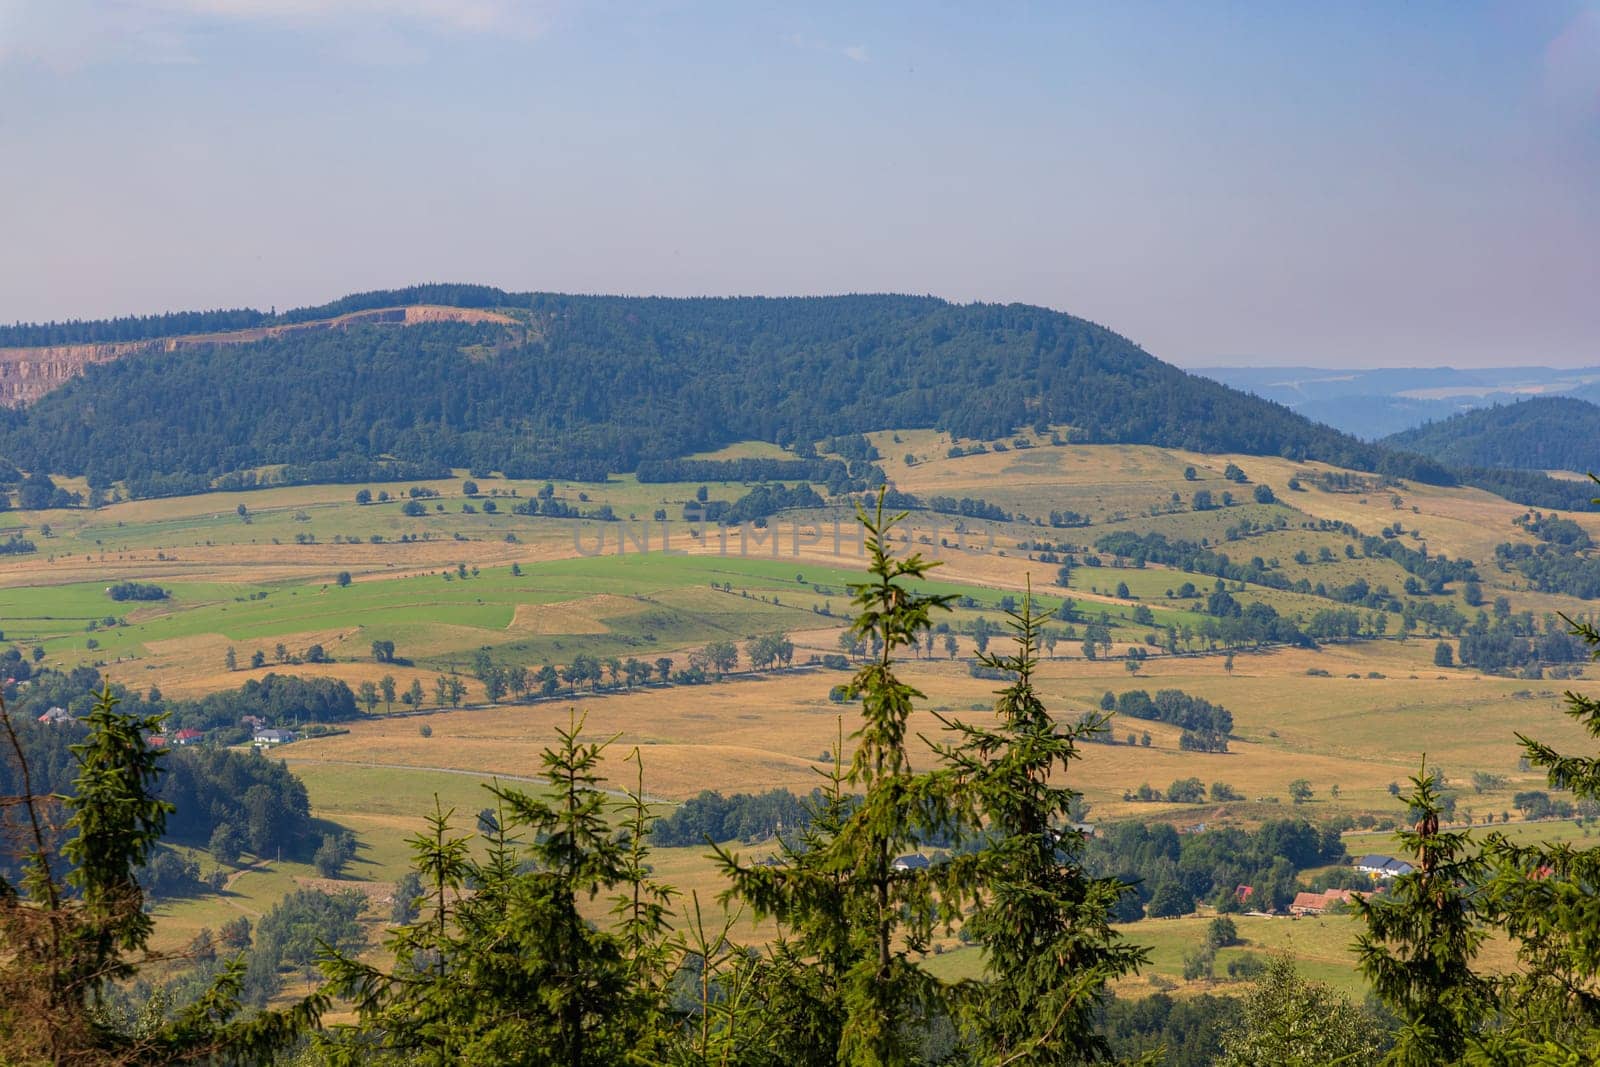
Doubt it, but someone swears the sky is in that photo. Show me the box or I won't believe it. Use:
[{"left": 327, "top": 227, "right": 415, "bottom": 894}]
[{"left": 0, "top": 1, "right": 1596, "bottom": 368}]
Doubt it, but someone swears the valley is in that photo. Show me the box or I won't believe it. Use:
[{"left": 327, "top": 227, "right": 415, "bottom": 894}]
[{"left": 7, "top": 429, "right": 1599, "bottom": 1005}]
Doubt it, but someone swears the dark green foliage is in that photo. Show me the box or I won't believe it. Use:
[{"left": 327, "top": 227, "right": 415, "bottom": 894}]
[
  {"left": 692, "top": 482, "right": 828, "bottom": 525},
  {"left": 637, "top": 456, "right": 868, "bottom": 488},
  {"left": 1087, "top": 819, "right": 1343, "bottom": 915},
  {"left": 0, "top": 307, "right": 271, "bottom": 346},
  {"left": 170, "top": 673, "right": 359, "bottom": 732},
  {"left": 320, "top": 716, "right": 658, "bottom": 1064},
  {"left": 161, "top": 746, "right": 312, "bottom": 858},
  {"left": 650, "top": 787, "right": 822, "bottom": 847},
  {"left": 0, "top": 686, "right": 324, "bottom": 1062},
  {"left": 106, "top": 580, "right": 168, "bottom": 602},
  {"left": 1099, "top": 992, "right": 1241, "bottom": 1067},
  {"left": 313, "top": 831, "right": 358, "bottom": 879},
  {"left": 248, "top": 887, "right": 366, "bottom": 1006},
  {"left": 0, "top": 677, "right": 315, "bottom": 875},
  {"left": 931, "top": 592, "right": 1146, "bottom": 1061},
  {"left": 1355, "top": 763, "right": 1491, "bottom": 1064},
  {"left": 1110, "top": 688, "right": 1233, "bottom": 736},
  {"left": 1474, "top": 614, "right": 1600, "bottom": 1055},
  {"left": 716, "top": 494, "right": 958, "bottom": 1065},
  {"left": 925, "top": 495, "right": 1011, "bottom": 522},
  {"left": 1457, "top": 614, "right": 1587, "bottom": 674},
  {"left": 0, "top": 288, "right": 1463, "bottom": 489},
  {"left": 1496, "top": 516, "right": 1600, "bottom": 599},
  {"left": 1216, "top": 955, "right": 1386, "bottom": 1065},
  {"left": 1384, "top": 397, "right": 1600, "bottom": 474}
]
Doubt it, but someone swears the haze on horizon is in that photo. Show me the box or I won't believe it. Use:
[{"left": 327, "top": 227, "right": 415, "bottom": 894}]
[{"left": 1, "top": 1, "right": 1596, "bottom": 370}]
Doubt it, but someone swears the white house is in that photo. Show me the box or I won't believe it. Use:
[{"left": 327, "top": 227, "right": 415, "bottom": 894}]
[
  {"left": 253, "top": 728, "right": 295, "bottom": 745},
  {"left": 1355, "top": 854, "right": 1414, "bottom": 879}
]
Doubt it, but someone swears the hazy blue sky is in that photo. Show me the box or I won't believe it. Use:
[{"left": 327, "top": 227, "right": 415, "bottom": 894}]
[{"left": 1, "top": 2, "right": 1596, "bottom": 367}]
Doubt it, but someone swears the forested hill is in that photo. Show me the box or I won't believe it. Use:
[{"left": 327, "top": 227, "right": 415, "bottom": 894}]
[
  {"left": 0, "top": 286, "right": 1530, "bottom": 496},
  {"left": 1383, "top": 397, "right": 1600, "bottom": 473}
]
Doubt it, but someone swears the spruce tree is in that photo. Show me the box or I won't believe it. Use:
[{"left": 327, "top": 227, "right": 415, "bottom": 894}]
[
  {"left": 932, "top": 590, "right": 1147, "bottom": 1061},
  {"left": 1354, "top": 760, "right": 1490, "bottom": 1065},
  {"left": 717, "top": 494, "right": 955, "bottom": 1065},
  {"left": 1473, "top": 614, "right": 1600, "bottom": 1059},
  {"left": 321, "top": 714, "right": 653, "bottom": 1065},
  {"left": 0, "top": 686, "right": 322, "bottom": 1064}
]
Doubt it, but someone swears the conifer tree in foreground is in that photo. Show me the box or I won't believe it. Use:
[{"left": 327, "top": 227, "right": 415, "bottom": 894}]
[
  {"left": 1354, "top": 760, "right": 1491, "bottom": 1066},
  {"left": 319, "top": 712, "right": 664, "bottom": 1065},
  {"left": 0, "top": 686, "right": 322, "bottom": 1065},
  {"left": 1468, "top": 613, "right": 1600, "bottom": 1064},
  {"left": 718, "top": 494, "right": 957, "bottom": 1065},
  {"left": 932, "top": 589, "right": 1147, "bottom": 1062}
]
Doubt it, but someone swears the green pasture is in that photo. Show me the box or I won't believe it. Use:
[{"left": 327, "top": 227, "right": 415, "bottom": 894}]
[{"left": 9, "top": 547, "right": 1082, "bottom": 672}]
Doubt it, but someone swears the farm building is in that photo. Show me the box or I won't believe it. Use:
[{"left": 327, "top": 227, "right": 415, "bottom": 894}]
[
  {"left": 253, "top": 728, "right": 296, "bottom": 746},
  {"left": 1355, "top": 854, "right": 1415, "bottom": 880}
]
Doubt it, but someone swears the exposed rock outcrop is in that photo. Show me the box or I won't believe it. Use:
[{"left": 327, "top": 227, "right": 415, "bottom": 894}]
[{"left": 0, "top": 305, "right": 517, "bottom": 407}]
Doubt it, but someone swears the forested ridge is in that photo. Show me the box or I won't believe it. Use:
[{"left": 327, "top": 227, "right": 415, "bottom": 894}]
[
  {"left": 2, "top": 286, "right": 1588, "bottom": 510},
  {"left": 1384, "top": 396, "right": 1600, "bottom": 472},
  {"left": 0, "top": 287, "right": 1448, "bottom": 486}
]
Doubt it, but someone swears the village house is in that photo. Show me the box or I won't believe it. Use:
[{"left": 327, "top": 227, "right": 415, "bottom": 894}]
[
  {"left": 253, "top": 728, "right": 295, "bottom": 746},
  {"left": 1355, "top": 854, "right": 1415, "bottom": 880},
  {"left": 36, "top": 706, "right": 73, "bottom": 726},
  {"left": 1289, "top": 888, "right": 1364, "bottom": 916}
]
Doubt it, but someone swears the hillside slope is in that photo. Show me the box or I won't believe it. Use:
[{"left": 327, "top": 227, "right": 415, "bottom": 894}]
[
  {"left": 1383, "top": 397, "right": 1600, "bottom": 473},
  {"left": 0, "top": 286, "right": 1460, "bottom": 490}
]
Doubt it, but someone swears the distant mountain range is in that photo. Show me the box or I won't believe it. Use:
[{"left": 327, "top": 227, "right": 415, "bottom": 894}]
[
  {"left": 1197, "top": 365, "right": 1600, "bottom": 440},
  {"left": 0, "top": 285, "right": 1590, "bottom": 509}
]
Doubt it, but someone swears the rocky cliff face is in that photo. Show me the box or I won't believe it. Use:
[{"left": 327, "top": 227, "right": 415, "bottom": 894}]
[
  {"left": 0, "top": 340, "right": 157, "bottom": 406},
  {"left": 0, "top": 305, "right": 516, "bottom": 407}
]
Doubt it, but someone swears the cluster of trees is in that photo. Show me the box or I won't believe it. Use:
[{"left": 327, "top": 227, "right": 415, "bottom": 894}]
[
  {"left": 689, "top": 482, "right": 825, "bottom": 525},
  {"left": 1359, "top": 533, "right": 1478, "bottom": 593},
  {"left": 925, "top": 495, "right": 1013, "bottom": 522},
  {"left": 1496, "top": 539, "right": 1600, "bottom": 599},
  {"left": 1087, "top": 819, "right": 1345, "bottom": 919},
  {"left": 166, "top": 673, "right": 360, "bottom": 733},
  {"left": 106, "top": 580, "right": 169, "bottom": 602},
  {"left": 1101, "top": 689, "right": 1233, "bottom": 752},
  {"left": 0, "top": 672, "right": 321, "bottom": 875},
  {"left": 0, "top": 533, "right": 36, "bottom": 555},
  {"left": 0, "top": 306, "right": 274, "bottom": 346},
  {"left": 1384, "top": 396, "right": 1600, "bottom": 475},
  {"left": 1096, "top": 531, "right": 1300, "bottom": 594},
  {"left": 650, "top": 787, "right": 821, "bottom": 847},
  {"left": 1455, "top": 613, "right": 1590, "bottom": 675},
  {"left": 635, "top": 456, "right": 876, "bottom": 492},
  {"left": 162, "top": 747, "right": 313, "bottom": 861}
]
